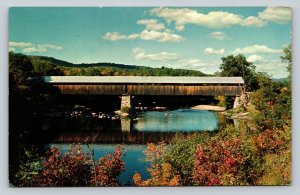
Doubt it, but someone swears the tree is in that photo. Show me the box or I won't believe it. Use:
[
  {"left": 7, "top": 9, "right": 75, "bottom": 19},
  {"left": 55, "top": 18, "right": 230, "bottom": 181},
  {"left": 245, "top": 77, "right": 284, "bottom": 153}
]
[
  {"left": 9, "top": 52, "right": 34, "bottom": 91},
  {"left": 31, "top": 58, "right": 64, "bottom": 76},
  {"left": 280, "top": 44, "right": 292, "bottom": 81},
  {"left": 219, "top": 54, "right": 258, "bottom": 91}
]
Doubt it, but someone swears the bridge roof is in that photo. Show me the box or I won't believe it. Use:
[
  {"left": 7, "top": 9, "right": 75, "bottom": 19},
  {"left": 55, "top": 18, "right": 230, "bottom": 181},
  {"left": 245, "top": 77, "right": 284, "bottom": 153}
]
[{"left": 43, "top": 76, "right": 244, "bottom": 84}]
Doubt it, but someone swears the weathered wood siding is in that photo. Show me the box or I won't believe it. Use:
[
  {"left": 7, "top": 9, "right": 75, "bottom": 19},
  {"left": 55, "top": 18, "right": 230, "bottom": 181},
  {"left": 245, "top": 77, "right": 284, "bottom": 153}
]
[
  {"left": 127, "top": 84, "right": 174, "bottom": 95},
  {"left": 53, "top": 84, "right": 243, "bottom": 96},
  {"left": 53, "top": 84, "right": 126, "bottom": 95},
  {"left": 174, "top": 85, "right": 241, "bottom": 96}
]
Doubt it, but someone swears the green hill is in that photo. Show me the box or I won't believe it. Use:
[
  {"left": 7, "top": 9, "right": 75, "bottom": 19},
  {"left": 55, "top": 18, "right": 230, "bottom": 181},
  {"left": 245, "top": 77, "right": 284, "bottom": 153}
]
[{"left": 28, "top": 55, "right": 207, "bottom": 76}]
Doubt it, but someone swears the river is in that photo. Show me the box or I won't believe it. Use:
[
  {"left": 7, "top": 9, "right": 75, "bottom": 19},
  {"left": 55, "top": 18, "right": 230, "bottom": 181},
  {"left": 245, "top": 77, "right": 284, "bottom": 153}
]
[{"left": 45, "top": 109, "right": 219, "bottom": 185}]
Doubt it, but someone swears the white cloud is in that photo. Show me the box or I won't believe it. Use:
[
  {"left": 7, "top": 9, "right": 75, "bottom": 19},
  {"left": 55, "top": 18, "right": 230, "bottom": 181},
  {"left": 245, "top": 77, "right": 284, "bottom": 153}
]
[
  {"left": 138, "top": 30, "right": 183, "bottom": 42},
  {"left": 176, "top": 58, "right": 207, "bottom": 69},
  {"left": 150, "top": 7, "right": 268, "bottom": 30},
  {"left": 233, "top": 44, "right": 282, "bottom": 54},
  {"left": 9, "top": 47, "right": 16, "bottom": 52},
  {"left": 9, "top": 41, "right": 63, "bottom": 53},
  {"left": 102, "top": 32, "right": 127, "bottom": 41},
  {"left": 175, "top": 24, "right": 185, "bottom": 31},
  {"left": 132, "top": 47, "right": 219, "bottom": 74},
  {"left": 244, "top": 55, "right": 288, "bottom": 78},
  {"left": 40, "top": 44, "right": 63, "bottom": 50},
  {"left": 9, "top": 41, "right": 33, "bottom": 47},
  {"left": 241, "top": 16, "right": 267, "bottom": 28},
  {"left": 204, "top": 48, "right": 225, "bottom": 55},
  {"left": 258, "top": 7, "right": 292, "bottom": 24},
  {"left": 247, "top": 54, "right": 265, "bottom": 63},
  {"left": 137, "top": 19, "right": 166, "bottom": 31},
  {"left": 22, "top": 47, "right": 39, "bottom": 53},
  {"left": 209, "top": 31, "right": 229, "bottom": 40},
  {"left": 103, "top": 30, "right": 184, "bottom": 42},
  {"left": 255, "top": 60, "right": 288, "bottom": 78},
  {"left": 164, "top": 58, "right": 220, "bottom": 74},
  {"left": 150, "top": 7, "right": 291, "bottom": 31},
  {"left": 133, "top": 47, "right": 182, "bottom": 61},
  {"left": 22, "top": 44, "right": 63, "bottom": 53},
  {"left": 150, "top": 8, "right": 245, "bottom": 29}
]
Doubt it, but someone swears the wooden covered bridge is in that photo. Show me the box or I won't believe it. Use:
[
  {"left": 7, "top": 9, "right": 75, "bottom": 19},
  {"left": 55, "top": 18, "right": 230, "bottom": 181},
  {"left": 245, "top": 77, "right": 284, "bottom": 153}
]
[{"left": 43, "top": 76, "right": 244, "bottom": 109}]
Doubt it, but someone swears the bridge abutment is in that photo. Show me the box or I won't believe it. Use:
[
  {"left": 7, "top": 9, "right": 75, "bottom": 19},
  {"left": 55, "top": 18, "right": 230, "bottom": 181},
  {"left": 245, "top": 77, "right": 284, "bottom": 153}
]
[
  {"left": 233, "top": 96, "right": 241, "bottom": 109},
  {"left": 233, "top": 93, "right": 249, "bottom": 109}
]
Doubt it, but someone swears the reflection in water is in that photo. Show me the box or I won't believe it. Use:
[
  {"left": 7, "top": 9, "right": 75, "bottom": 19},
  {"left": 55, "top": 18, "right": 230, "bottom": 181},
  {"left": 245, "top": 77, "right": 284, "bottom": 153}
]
[
  {"left": 50, "top": 109, "right": 219, "bottom": 144},
  {"left": 46, "top": 109, "right": 219, "bottom": 185},
  {"left": 53, "top": 131, "right": 198, "bottom": 144},
  {"left": 48, "top": 144, "right": 149, "bottom": 185},
  {"left": 134, "top": 109, "right": 218, "bottom": 132}
]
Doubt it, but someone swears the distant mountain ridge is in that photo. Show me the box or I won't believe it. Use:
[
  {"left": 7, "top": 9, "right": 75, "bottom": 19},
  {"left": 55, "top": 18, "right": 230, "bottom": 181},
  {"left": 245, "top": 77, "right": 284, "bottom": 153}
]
[
  {"left": 272, "top": 78, "right": 289, "bottom": 83},
  {"left": 29, "top": 55, "right": 149, "bottom": 69},
  {"left": 28, "top": 55, "right": 207, "bottom": 76}
]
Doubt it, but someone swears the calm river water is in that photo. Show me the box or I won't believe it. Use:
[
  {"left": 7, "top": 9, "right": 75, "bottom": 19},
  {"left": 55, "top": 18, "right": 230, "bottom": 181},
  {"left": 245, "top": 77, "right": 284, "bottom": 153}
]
[{"left": 46, "top": 109, "right": 219, "bottom": 185}]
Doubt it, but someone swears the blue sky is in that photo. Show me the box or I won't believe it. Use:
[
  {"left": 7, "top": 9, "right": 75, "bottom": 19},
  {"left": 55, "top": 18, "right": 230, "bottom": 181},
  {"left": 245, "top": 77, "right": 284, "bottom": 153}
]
[{"left": 9, "top": 7, "right": 292, "bottom": 78}]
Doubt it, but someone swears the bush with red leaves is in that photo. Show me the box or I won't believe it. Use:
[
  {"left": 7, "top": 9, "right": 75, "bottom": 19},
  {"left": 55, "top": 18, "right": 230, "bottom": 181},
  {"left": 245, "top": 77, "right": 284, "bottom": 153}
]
[
  {"left": 17, "top": 144, "right": 124, "bottom": 187},
  {"left": 192, "top": 137, "right": 246, "bottom": 186}
]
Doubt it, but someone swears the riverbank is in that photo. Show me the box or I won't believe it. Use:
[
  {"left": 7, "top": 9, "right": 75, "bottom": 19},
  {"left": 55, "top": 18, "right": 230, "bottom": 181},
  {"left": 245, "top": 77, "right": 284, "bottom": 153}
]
[{"left": 191, "top": 105, "right": 226, "bottom": 112}]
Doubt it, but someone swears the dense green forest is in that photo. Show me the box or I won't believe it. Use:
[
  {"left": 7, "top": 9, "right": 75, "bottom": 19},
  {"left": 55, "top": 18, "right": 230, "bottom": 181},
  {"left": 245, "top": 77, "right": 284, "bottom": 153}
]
[
  {"left": 29, "top": 55, "right": 207, "bottom": 76},
  {"left": 9, "top": 46, "right": 291, "bottom": 186}
]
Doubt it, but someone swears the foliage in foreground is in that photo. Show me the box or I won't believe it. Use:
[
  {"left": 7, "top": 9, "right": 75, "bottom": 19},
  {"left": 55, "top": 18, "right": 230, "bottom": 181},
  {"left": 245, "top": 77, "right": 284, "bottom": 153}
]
[
  {"left": 133, "top": 143, "right": 181, "bottom": 186},
  {"left": 193, "top": 136, "right": 247, "bottom": 185},
  {"left": 14, "top": 145, "right": 124, "bottom": 187}
]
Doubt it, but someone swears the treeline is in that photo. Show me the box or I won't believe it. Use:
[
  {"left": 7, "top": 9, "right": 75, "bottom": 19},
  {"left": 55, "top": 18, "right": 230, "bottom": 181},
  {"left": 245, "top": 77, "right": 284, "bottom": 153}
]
[{"left": 28, "top": 54, "right": 207, "bottom": 76}]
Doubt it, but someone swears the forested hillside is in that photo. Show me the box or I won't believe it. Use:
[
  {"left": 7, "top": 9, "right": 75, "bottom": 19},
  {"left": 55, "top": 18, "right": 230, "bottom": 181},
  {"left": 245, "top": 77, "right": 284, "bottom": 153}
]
[{"left": 28, "top": 55, "right": 207, "bottom": 76}]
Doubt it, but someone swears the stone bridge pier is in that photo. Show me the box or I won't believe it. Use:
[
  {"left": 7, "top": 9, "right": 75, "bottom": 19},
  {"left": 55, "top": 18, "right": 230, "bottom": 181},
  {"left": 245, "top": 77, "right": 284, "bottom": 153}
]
[
  {"left": 121, "top": 95, "right": 132, "bottom": 111},
  {"left": 121, "top": 118, "right": 131, "bottom": 132}
]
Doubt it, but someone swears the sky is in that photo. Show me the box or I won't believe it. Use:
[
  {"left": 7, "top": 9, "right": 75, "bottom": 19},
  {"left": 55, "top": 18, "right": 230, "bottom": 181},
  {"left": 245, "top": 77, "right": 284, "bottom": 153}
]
[{"left": 9, "top": 7, "right": 292, "bottom": 78}]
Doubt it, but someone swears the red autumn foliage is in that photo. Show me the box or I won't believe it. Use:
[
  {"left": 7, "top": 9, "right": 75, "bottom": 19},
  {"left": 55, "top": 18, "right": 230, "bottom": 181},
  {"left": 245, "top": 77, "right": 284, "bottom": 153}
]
[
  {"left": 133, "top": 143, "right": 181, "bottom": 186},
  {"left": 255, "top": 129, "right": 285, "bottom": 153},
  {"left": 20, "top": 144, "right": 124, "bottom": 187},
  {"left": 37, "top": 145, "right": 92, "bottom": 186},
  {"left": 192, "top": 137, "right": 245, "bottom": 186},
  {"left": 92, "top": 145, "right": 125, "bottom": 186}
]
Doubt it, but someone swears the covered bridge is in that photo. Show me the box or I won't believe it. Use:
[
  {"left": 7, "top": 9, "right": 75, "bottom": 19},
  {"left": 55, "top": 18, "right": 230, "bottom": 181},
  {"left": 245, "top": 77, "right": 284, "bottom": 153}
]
[
  {"left": 43, "top": 76, "right": 244, "bottom": 96},
  {"left": 43, "top": 76, "right": 244, "bottom": 109}
]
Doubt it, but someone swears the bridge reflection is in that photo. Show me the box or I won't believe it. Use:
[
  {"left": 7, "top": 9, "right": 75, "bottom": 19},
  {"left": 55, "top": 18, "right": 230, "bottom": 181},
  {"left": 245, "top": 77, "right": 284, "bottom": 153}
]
[
  {"left": 45, "top": 115, "right": 211, "bottom": 144},
  {"left": 44, "top": 109, "right": 218, "bottom": 144},
  {"left": 51, "top": 130, "right": 204, "bottom": 144}
]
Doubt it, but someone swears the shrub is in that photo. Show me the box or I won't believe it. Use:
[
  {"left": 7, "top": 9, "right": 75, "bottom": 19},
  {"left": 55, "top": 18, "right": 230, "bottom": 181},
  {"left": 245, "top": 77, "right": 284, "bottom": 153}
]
[
  {"left": 92, "top": 145, "right": 125, "bottom": 186},
  {"left": 163, "top": 132, "right": 211, "bottom": 185},
  {"left": 133, "top": 143, "right": 181, "bottom": 186},
  {"left": 257, "top": 150, "right": 291, "bottom": 185},
  {"left": 15, "top": 144, "right": 124, "bottom": 187},
  {"left": 192, "top": 137, "right": 246, "bottom": 186},
  {"left": 255, "top": 129, "right": 285, "bottom": 154},
  {"left": 251, "top": 74, "right": 291, "bottom": 129}
]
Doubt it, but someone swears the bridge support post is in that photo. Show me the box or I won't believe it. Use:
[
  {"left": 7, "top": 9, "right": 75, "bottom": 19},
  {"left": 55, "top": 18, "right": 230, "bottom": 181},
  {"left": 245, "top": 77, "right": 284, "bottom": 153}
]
[
  {"left": 121, "top": 95, "right": 132, "bottom": 112},
  {"left": 121, "top": 118, "right": 131, "bottom": 132}
]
